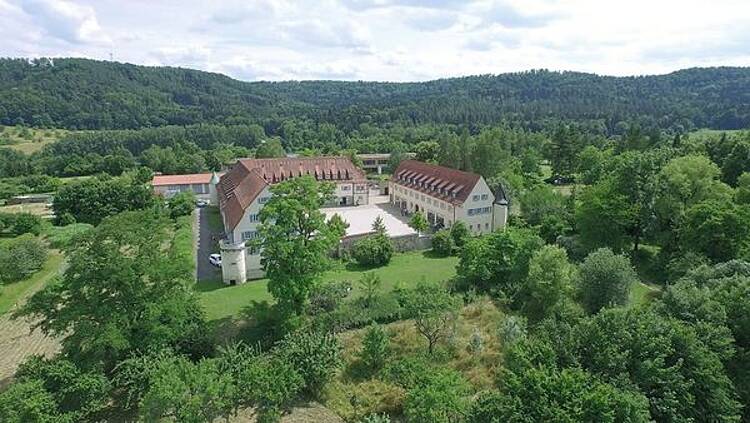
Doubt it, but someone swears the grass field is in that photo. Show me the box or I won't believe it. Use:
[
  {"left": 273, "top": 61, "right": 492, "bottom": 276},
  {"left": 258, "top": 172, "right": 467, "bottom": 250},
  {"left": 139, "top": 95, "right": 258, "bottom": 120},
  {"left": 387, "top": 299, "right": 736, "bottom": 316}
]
[
  {"left": 0, "top": 250, "right": 64, "bottom": 315},
  {"left": 197, "top": 251, "right": 459, "bottom": 321},
  {"left": 0, "top": 202, "right": 53, "bottom": 217},
  {"left": 0, "top": 127, "right": 70, "bottom": 154}
]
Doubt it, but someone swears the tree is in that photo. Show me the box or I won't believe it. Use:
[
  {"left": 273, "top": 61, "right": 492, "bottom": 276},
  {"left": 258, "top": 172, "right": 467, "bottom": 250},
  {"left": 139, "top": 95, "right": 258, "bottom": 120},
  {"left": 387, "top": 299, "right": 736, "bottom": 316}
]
[
  {"left": 352, "top": 234, "right": 393, "bottom": 267},
  {"left": 736, "top": 172, "right": 750, "bottom": 204},
  {"left": 654, "top": 154, "right": 733, "bottom": 249},
  {"left": 404, "top": 369, "right": 469, "bottom": 423},
  {"left": 679, "top": 199, "right": 750, "bottom": 263},
  {"left": 0, "top": 356, "right": 111, "bottom": 423},
  {"left": 578, "top": 248, "right": 637, "bottom": 314},
  {"left": 409, "top": 211, "right": 429, "bottom": 235},
  {"left": 18, "top": 210, "right": 210, "bottom": 371},
  {"left": 360, "top": 324, "right": 390, "bottom": 371},
  {"left": 399, "top": 282, "right": 460, "bottom": 354},
  {"left": 468, "top": 367, "right": 651, "bottom": 423},
  {"left": 372, "top": 215, "right": 386, "bottom": 234},
  {"left": 456, "top": 227, "right": 544, "bottom": 297},
  {"left": 167, "top": 191, "right": 196, "bottom": 219},
  {"left": 449, "top": 221, "right": 470, "bottom": 248},
  {"left": 520, "top": 245, "right": 575, "bottom": 322},
  {"left": 721, "top": 139, "right": 750, "bottom": 185},
  {"left": 414, "top": 141, "right": 440, "bottom": 163},
  {"left": 576, "top": 145, "right": 612, "bottom": 184},
  {"left": 520, "top": 184, "right": 567, "bottom": 227},
  {"left": 255, "top": 137, "right": 286, "bottom": 158},
  {"left": 358, "top": 272, "right": 382, "bottom": 307},
  {"left": 578, "top": 150, "right": 668, "bottom": 253},
  {"left": 52, "top": 174, "right": 156, "bottom": 225},
  {"left": 575, "top": 308, "right": 742, "bottom": 422},
  {"left": 328, "top": 213, "right": 350, "bottom": 236},
  {"left": 140, "top": 355, "right": 234, "bottom": 423},
  {"left": 0, "top": 234, "right": 47, "bottom": 282},
  {"left": 258, "top": 176, "right": 345, "bottom": 315},
  {"left": 431, "top": 229, "right": 454, "bottom": 256}
]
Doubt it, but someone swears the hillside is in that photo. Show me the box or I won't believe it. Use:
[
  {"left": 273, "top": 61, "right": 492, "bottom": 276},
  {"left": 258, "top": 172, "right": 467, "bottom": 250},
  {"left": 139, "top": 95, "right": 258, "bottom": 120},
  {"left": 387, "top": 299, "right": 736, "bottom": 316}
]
[{"left": 1, "top": 58, "right": 749, "bottom": 133}]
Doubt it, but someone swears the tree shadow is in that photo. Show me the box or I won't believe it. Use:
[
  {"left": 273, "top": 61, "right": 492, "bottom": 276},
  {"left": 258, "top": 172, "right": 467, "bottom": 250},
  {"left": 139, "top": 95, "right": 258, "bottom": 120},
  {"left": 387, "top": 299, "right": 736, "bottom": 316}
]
[
  {"left": 421, "top": 249, "right": 448, "bottom": 259},
  {"left": 193, "top": 280, "right": 227, "bottom": 293}
]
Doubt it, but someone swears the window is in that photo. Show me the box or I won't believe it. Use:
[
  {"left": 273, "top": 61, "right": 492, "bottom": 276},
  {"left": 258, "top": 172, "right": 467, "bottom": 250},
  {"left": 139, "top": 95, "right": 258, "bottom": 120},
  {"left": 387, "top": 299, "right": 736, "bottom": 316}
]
[
  {"left": 485, "top": 223, "right": 490, "bottom": 230},
  {"left": 341, "top": 185, "right": 351, "bottom": 191},
  {"left": 248, "top": 213, "right": 260, "bottom": 223},
  {"left": 258, "top": 196, "right": 270, "bottom": 204},
  {"left": 472, "top": 195, "right": 480, "bottom": 201},
  {"left": 241, "top": 231, "right": 258, "bottom": 241},
  {"left": 476, "top": 224, "right": 481, "bottom": 230},
  {"left": 468, "top": 209, "right": 475, "bottom": 216},
  {"left": 191, "top": 183, "right": 208, "bottom": 194},
  {"left": 483, "top": 207, "right": 490, "bottom": 214},
  {"left": 481, "top": 194, "right": 489, "bottom": 201}
]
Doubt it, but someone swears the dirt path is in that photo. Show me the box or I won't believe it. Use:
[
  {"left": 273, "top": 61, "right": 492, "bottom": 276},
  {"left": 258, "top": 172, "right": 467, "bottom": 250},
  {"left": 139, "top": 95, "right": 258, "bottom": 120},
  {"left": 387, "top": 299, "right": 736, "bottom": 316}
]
[{"left": 0, "top": 255, "right": 64, "bottom": 388}]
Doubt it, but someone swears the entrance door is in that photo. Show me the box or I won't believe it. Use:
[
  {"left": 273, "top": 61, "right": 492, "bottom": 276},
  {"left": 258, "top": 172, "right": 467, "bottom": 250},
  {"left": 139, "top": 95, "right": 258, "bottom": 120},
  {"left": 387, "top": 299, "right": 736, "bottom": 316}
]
[{"left": 340, "top": 197, "right": 348, "bottom": 206}]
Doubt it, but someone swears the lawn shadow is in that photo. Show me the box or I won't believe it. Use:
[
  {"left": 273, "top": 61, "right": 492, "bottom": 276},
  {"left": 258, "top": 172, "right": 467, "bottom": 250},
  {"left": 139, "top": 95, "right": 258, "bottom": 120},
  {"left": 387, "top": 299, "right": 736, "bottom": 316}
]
[
  {"left": 420, "top": 249, "right": 448, "bottom": 259},
  {"left": 342, "top": 358, "right": 376, "bottom": 383},
  {"left": 344, "top": 261, "right": 384, "bottom": 272},
  {"left": 193, "top": 280, "right": 227, "bottom": 293}
]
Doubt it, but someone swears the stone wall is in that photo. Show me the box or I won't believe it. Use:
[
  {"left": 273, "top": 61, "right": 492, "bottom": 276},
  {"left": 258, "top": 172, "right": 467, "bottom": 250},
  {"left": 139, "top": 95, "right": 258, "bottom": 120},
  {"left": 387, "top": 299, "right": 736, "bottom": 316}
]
[{"left": 337, "top": 231, "right": 432, "bottom": 257}]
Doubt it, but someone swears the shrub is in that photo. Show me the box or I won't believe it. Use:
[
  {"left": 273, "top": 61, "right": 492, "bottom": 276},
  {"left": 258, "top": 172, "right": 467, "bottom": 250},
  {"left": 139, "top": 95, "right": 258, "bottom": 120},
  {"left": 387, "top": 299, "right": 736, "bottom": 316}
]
[
  {"left": 381, "top": 356, "right": 434, "bottom": 390},
  {"left": 315, "top": 293, "right": 404, "bottom": 332},
  {"left": 359, "top": 272, "right": 382, "bottom": 307},
  {"left": 579, "top": 248, "right": 638, "bottom": 313},
  {"left": 167, "top": 191, "right": 196, "bottom": 219},
  {"left": 353, "top": 234, "right": 393, "bottom": 267},
  {"left": 0, "top": 234, "right": 47, "bottom": 282},
  {"left": 45, "top": 223, "right": 93, "bottom": 249},
  {"left": 449, "top": 221, "right": 470, "bottom": 248},
  {"left": 431, "top": 229, "right": 454, "bottom": 256},
  {"left": 360, "top": 324, "right": 390, "bottom": 371},
  {"left": 0, "top": 212, "right": 43, "bottom": 236},
  {"left": 403, "top": 369, "right": 469, "bottom": 423},
  {"left": 309, "top": 280, "right": 352, "bottom": 314},
  {"left": 359, "top": 413, "right": 392, "bottom": 423},
  {"left": 277, "top": 329, "right": 343, "bottom": 395}
]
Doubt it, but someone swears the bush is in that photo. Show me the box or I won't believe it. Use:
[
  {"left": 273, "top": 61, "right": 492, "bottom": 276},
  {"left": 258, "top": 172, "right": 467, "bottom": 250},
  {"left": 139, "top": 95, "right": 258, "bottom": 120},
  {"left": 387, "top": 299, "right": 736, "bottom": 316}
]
[
  {"left": 277, "top": 329, "right": 343, "bottom": 395},
  {"left": 44, "top": 223, "right": 93, "bottom": 249},
  {"left": 403, "top": 368, "right": 469, "bottom": 423},
  {"left": 167, "top": 191, "right": 196, "bottom": 219},
  {"left": 449, "top": 222, "right": 470, "bottom": 248},
  {"left": 0, "top": 234, "right": 47, "bottom": 282},
  {"left": 0, "top": 212, "right": 43, "bottom": 236},
  {"left": 314, "top": 293, "right": 404, "bottom": 332},
  {"left": 353, "top": 234, "right": 393, "bottom": 267},
  {"left": 308, "top": 280, "right": 352, "bottom": 314},
  {"left": 360, "top": 324, "right": 390, "bottom": 371},
  {"left": 579, "top": 248, "right": 638, "bottom": 313},
  {"left": 431, "top": 229, "right": 454, "bottom": 256},
  {"left": 381, "top": 356, "right": 434, "bottom": 390}
]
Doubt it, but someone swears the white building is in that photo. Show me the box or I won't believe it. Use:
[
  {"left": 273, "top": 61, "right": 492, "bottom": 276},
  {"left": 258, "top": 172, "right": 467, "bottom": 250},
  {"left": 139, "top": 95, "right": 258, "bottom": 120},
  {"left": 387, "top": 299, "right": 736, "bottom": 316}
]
[
  {"left": 217, "top": 156, "right": 369, "bottom": 284},
  {"left": 389, "top": 160, "right": 507, "bottom": 235},
  {"left": 151, "top": 172, "right": 221, "bottom": 202}
]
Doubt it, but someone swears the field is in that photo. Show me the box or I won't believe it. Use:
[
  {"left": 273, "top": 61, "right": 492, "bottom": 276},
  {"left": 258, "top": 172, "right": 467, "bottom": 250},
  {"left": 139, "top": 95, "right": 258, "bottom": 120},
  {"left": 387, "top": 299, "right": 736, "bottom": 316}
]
[
  {"left": 0, "top": 127, "right": 69, "bottom": 154},
  {"left": 197, "top": 251, "right": 459, "bottom": 321},
  {"left": 0, "top": 202, "right": 53, "bottom": 217},
  {"left": 0, "top": 250, "right": 64, "bottom": 315}
]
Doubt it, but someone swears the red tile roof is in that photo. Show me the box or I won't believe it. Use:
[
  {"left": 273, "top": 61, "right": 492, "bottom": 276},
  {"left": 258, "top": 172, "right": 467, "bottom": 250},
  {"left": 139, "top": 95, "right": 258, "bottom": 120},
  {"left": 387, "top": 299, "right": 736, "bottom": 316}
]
[
  {"left": 392, "top": 160, "right": 482, "bottom": 205},
  {"left": 152, "top": 173, "right": 213, "bottom": 186},
  {"left": 218, "top": 157, "right": 367, "bottom": 230}
]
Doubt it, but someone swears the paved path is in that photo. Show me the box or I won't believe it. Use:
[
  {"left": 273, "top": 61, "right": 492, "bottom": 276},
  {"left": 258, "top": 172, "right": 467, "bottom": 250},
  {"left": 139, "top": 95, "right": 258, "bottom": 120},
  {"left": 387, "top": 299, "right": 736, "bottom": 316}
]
[{"left": 196, "top": 207, "right": 222, "bottom": 283}]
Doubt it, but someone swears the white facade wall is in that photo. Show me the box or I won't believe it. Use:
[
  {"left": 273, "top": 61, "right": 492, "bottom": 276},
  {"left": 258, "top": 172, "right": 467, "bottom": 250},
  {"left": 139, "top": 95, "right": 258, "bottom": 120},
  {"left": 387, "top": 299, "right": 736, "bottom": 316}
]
[
  {"left": 389, "top": 176, "right": 497, "bottom": 234},
  {"left": 222, "top": 181, "right": 370, "bottom": 280},
  {"left": 154, "top": 183, "right": 212, "bottom": 201}
]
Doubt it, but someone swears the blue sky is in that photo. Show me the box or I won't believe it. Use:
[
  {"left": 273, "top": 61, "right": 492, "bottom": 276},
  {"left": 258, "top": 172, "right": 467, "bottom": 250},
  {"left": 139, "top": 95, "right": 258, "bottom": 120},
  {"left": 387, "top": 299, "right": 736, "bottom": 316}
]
[{"left": 1, "top": 0, "right": 749, "bottom": 81}]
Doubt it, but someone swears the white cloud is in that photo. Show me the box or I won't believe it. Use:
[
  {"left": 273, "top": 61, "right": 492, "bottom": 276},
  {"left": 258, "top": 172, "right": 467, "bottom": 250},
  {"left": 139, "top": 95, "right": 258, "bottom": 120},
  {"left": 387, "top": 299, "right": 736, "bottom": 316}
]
[
  {"left": 2, "top": 0, "right": 749, "bottom": 81},
  {"left": 17, "top": 0, "right": 110, "bottom": 45}
]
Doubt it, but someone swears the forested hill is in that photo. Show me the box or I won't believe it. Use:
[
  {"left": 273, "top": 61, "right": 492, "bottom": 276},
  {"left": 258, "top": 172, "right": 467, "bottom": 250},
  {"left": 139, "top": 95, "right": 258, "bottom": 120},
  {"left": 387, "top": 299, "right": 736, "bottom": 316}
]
[{"left": 1, "top": 57, "right": 749, "bottom": 133}]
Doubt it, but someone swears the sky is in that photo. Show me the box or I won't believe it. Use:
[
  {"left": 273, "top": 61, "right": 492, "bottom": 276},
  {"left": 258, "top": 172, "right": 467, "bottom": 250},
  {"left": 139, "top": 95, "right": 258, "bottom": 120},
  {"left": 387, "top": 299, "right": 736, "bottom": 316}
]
[{"left": 1, "top": 0, "right": 749, "bottom": 82}]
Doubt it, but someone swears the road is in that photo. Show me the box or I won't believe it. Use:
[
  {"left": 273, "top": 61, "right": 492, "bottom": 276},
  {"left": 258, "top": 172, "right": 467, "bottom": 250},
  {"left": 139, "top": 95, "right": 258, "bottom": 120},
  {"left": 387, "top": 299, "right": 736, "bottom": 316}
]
[{"left": 196, "top": 207, "right": 222, "bottom": 283}]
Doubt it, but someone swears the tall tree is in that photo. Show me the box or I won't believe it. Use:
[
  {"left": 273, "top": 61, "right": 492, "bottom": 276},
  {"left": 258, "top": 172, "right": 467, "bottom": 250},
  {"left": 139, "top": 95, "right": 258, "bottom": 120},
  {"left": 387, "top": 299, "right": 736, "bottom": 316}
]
[{"left": 258, "top": 176, "right": 346, "bottom": 315}]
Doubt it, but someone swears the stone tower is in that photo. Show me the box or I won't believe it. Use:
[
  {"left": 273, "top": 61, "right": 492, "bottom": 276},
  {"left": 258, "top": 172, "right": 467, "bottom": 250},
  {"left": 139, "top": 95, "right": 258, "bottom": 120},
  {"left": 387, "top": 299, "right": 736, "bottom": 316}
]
[{"left": 219, "top": 240, "right": 247, "bottom": 285}]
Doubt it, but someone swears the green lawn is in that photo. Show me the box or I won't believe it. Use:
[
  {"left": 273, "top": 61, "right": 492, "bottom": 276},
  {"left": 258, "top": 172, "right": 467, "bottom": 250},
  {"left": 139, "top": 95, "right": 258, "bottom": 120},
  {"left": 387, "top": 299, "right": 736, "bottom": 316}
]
[
  {"left": 0, "top": 251, "right": 64, "bottom": 315},
  {"left": 197, "top": 251, "right": 459, "bottom": 321},
  {"left": 630, "top": 281, "right": 660, "bottom": 306}
]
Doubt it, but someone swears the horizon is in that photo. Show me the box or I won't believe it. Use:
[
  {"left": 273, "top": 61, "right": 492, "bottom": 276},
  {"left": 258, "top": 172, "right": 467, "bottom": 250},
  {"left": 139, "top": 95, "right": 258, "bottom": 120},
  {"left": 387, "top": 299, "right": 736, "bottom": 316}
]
[
  {"left": 1, "top": 1, "right": 750, "bottom": 82},
  {"left": 11, "top": 56, "right": 750, "bottom": 84}
]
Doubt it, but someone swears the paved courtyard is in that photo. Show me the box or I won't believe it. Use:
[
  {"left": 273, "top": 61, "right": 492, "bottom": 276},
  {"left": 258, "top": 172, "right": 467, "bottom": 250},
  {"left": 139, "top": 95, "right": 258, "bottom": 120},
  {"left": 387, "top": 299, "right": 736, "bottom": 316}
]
[{"left": 322, "top": 195, "right": 416, "bottom": 237}]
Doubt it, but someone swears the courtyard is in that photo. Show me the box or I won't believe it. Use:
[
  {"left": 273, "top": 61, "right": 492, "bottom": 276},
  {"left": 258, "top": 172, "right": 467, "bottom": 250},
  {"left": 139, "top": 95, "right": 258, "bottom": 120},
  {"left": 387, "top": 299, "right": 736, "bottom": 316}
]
[{"left": 321, "top": 193, "right": 416, "bottom": 237}]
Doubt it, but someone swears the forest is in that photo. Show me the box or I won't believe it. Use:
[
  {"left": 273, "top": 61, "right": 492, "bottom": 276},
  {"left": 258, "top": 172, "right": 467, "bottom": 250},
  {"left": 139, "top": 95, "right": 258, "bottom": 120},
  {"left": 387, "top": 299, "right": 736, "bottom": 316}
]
[
  {"left": 1, "top": 58, "right": 749, "bottom": 133},
  {"left": 0, "top": 58, "right": 749, "bottom": 422}
]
